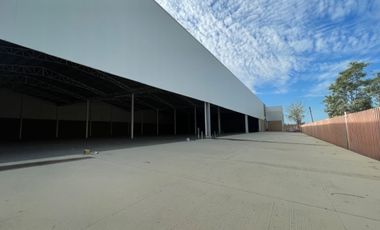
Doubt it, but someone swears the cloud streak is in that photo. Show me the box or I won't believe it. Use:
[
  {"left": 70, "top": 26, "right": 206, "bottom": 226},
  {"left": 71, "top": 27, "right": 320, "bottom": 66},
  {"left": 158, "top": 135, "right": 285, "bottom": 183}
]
[{"left": 156, "top": 0, "right": 380, "bottom": 95}]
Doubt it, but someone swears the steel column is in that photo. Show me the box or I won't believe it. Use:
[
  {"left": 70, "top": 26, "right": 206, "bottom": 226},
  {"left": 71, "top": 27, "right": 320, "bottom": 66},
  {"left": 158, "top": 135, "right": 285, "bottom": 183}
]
[
  {"left": 204, "top": 102, "right": 211, "bottom": 137},
  {"left": 204, "top": 102, "right": 208, "bottom": 137},
  {"left": 207, "top": 103, "right": 211, "bottom": 137}
]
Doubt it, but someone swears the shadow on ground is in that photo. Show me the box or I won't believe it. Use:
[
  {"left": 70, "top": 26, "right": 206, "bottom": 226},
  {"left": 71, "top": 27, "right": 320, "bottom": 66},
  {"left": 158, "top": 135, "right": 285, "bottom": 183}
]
[{"left": 0, "top": 135, "right": 194, "bottom": 164}]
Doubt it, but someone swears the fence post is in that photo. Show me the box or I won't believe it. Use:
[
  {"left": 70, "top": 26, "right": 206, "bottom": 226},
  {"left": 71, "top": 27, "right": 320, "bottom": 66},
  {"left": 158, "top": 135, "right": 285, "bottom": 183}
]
[{"left": 344, "top": 112, "right": 350, "bottom": 150}]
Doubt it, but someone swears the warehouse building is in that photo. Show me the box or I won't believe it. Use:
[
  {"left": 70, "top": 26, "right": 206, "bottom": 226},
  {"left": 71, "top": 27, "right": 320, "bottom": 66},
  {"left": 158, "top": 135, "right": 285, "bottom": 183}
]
[
  {"left": 0, "top": 0, "right": 269, "bottom": 142},
  {"left": 265, "top": 106, "right": 284, "bottom": 131}
]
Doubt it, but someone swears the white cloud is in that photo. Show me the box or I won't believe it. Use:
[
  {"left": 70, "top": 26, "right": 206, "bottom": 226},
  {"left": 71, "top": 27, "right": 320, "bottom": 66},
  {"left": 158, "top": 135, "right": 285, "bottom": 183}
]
[
  {"left": 155, "top": 0, "right": 380, "bottom": 94},
  {"left": 305, "top": 60, "right": 351, "bottom": 97}
]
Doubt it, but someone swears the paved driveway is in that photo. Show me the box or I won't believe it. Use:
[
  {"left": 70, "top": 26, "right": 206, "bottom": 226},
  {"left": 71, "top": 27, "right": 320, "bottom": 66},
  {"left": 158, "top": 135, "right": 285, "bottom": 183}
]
[{"left": 1, "top": 132, "right": 379, "bottom": 229}]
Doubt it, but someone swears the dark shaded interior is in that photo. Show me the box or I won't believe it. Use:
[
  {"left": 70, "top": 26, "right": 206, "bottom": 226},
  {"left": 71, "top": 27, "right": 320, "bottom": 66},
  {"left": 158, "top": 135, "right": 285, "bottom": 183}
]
[
  {"left": 0, "top": 39, "right": 259, "bottom": 141},
  {"left": 248, "top": 116, "right": 259, "bottom": 132},
  {"left": 220, "top": 109, "right": 246, "bottom": 133}
]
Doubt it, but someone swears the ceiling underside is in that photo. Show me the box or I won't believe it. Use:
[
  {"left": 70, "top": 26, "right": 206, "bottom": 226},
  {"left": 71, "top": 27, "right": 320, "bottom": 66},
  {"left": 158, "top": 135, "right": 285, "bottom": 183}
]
[{"left": 0, "top": 39, "right": 204, "bottom": 111}]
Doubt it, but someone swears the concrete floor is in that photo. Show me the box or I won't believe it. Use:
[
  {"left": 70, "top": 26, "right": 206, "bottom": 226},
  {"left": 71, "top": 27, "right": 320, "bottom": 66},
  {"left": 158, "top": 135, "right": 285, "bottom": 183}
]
[
  {"left": 0, "top": 132, "right": 379, "bottom": 229},
  {"left": 0, "top": 136, "right": 192, "bottom": 163}
]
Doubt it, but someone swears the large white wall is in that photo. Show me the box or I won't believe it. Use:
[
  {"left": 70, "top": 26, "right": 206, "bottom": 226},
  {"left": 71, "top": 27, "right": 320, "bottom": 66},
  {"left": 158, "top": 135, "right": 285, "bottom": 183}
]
[
  {"left": 266, "top": 106, "right": 284, "bottom": 122},
  {"left": 0, "top": 0, "right": 264, "bottom": 119}
]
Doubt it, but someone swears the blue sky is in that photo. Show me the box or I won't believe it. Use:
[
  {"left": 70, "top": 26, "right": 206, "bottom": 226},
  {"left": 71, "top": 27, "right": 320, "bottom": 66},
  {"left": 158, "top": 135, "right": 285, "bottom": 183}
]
[{"left": 156, "top": 0, "right": 380, "bottom": 122}]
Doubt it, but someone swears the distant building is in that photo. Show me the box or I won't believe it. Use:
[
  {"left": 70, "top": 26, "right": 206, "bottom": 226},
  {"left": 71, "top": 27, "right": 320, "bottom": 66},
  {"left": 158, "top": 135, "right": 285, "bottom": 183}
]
[{"left": 265, "top": 106, "right": 284, "bottom": 131}]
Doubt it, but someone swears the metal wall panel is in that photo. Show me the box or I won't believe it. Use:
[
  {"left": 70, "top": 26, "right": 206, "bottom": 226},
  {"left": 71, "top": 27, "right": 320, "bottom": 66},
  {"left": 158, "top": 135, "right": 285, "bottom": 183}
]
[
  {"left": 266, "top": 106, "right": 284, "bottom": 121},
  {"left": 0, "top": 0, "right": 264, "bottom": 119}
]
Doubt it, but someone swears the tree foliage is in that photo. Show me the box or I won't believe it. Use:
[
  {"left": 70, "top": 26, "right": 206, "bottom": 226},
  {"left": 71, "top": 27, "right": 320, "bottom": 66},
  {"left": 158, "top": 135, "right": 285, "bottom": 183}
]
[
  {"left": 324, "top": 62, "right": 373, "bottom": 117},
  {"left": 287, "top": 102, "right": 305, "bottom": 125},
  {"left": 367, "top": 73, "right": 380, "bottom": 106}
]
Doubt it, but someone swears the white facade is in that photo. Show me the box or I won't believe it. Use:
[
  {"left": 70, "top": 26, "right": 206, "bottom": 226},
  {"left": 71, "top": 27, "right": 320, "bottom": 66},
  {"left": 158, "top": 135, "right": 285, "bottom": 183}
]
[
  {"left": 266, "top": 106, "right": 284, "bottom": 122},
  {"left": 0, "top": 0, "right": 264, "bottom": 119}
]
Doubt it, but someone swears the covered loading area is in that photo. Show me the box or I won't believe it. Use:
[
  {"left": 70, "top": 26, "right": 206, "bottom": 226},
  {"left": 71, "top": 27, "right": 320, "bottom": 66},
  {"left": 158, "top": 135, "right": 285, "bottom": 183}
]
[
  {"left": 209, "top": 105, "right": 259, "bottom": 135},
  {"left": 0, "top": 40, "right": 259, "bottom": 142}
]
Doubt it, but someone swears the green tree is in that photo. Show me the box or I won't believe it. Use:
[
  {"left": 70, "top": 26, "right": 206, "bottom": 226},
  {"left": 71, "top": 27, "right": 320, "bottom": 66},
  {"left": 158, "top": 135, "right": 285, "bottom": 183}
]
[
  {"left": 324, "top": 62, "right": 372, "bottom": 117},
  {"left": 367, "top": 73, "right": 380, "bottom": 106},
  {"left": 287, "top": 102, "right": 305, "bottom": 126}
]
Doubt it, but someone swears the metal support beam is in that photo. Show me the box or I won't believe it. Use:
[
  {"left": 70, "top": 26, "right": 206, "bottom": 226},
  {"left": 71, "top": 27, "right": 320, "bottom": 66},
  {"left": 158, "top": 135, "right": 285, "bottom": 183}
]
[
  {"left": 178, "top": 95, "right": 196, "bottom": 107},
  {"left": 0, "top": 77, "right": 71, "bottom": 104},
  {"left": 217, "top": 107, "right": 221, "bottom": 135},
  {"left": 156, "top": 109, "right": 159, "bottom": 136},
  {"left": 85, "top": 100, "right": 90, "bottom": 139},
  {"left": 0, "top": 48, "right": 133, "bottom": 92},
  {"left": 131, "top": 93, "right": 135, "bottom": 140},
  {"left": 245, "top": 114, "right": 249, "bottom": 134},
  {"left": 0, "top": 64, "right": 106, "bottom": 96},
  {"left": 207, "top": 103, "right": 211, "bottom": 137},
  {"left": 144, "top": 93, "right": 175, "bottom": 109},
  {"left": 204, "top": 103, "right": 208, "bottom": 138},
  {"left": 204, "top": 102, "right": 211, "bottom": 138},
  {"left": 174, "top": 109, "right": 177, "bottom": 135},
  {"left": 1, "top": 74, "right": 84, "bottom": 101}
]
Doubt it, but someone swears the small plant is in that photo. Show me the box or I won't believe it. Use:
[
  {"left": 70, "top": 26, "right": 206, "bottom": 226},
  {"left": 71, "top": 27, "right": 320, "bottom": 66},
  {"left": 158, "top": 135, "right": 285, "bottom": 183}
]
[{"left": 287, "top": 102, "right": 305, "bottom": 128}]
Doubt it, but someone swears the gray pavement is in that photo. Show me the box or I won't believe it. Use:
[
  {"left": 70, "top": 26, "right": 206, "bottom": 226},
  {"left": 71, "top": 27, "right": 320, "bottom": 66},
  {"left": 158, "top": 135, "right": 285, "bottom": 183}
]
[{"left": 0, "top": 132, "right": 379, "bottom": 229}]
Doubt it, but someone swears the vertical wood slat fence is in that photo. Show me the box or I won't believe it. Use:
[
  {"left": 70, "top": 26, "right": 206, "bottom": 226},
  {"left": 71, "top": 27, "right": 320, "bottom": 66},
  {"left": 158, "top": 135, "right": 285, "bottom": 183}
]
[{"left": 301, "top": 107, "right": 380, "bottom": 160}]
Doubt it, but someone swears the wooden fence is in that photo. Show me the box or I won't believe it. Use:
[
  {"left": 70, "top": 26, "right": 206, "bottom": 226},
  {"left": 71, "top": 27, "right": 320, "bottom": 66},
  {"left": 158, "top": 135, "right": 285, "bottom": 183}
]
[{"left": 301, "top": 107, "right": 380, "bottom": 160}]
